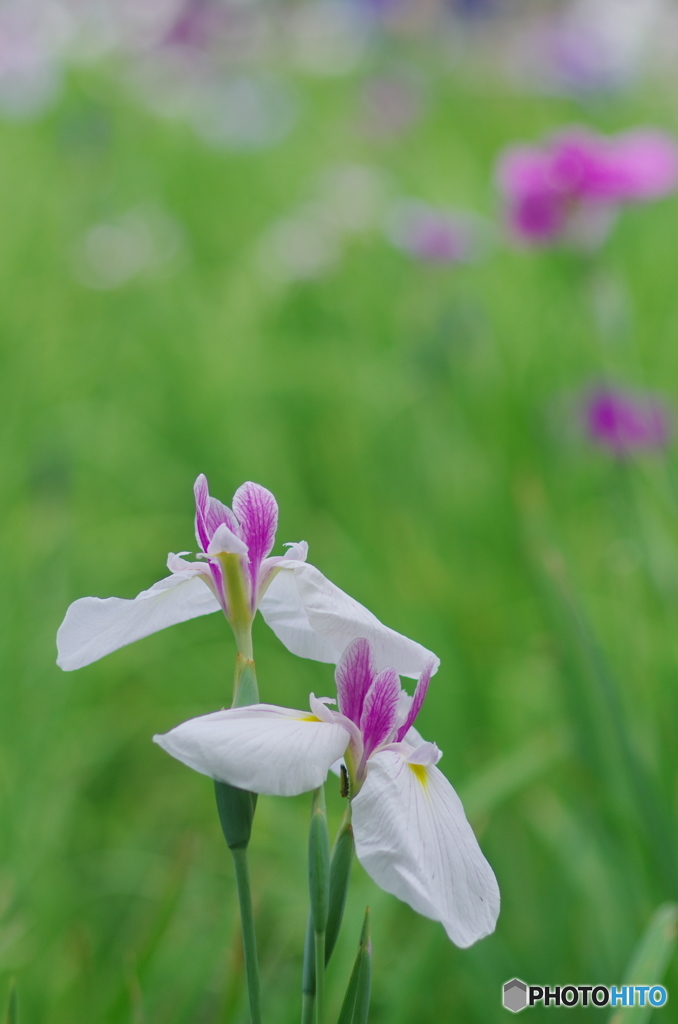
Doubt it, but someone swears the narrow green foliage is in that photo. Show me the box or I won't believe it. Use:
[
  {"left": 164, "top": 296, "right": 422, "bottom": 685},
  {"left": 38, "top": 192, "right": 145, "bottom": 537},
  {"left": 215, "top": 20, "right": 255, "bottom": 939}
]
[
  {"left": 214, "top": 780, "right": 258, "bottom": 851},
  {"left": 4, "top": 982, "right": 16, "bottom": 1024},
  {"left": 309, "top": 788, "right": 330, "bottom": 934},
  {"left": 303, "top": 805, "right": 353, "bottom": 1015},
  {"left": 608, "top": 904, "right": 678, "bottom": 1024},
  {"left": 336, "top": 910, "right": 372, "bottom": 1024},
  {"left": 326, "top": 816, "right": 355, "bottom": 963}
]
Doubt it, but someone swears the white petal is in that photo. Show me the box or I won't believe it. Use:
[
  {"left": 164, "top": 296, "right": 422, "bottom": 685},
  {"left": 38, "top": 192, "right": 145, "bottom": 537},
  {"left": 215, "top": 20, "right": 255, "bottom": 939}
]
[
  {"left": 351, "top": 750, "right": 500, "bottom": 948},
  {"left": 154, "top": 704, "right": 350, "bottom": 796},
  {"left": 259, "top": 562, "right": 439, "bottom": 679},
  {"left": 207, "top": 523, "right": 249, "bottom": 557},
  {"left": 56, "top": 574, "right": 221, "bottom": 671}
]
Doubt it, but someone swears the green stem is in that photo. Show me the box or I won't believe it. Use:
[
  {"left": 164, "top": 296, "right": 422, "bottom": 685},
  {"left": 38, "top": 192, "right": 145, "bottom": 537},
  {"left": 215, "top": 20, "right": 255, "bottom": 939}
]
[
  {"left": 314, "top": 931, "right": 325, "bottom": 1024},
  {"left": 301, "top": 993, "right": 314, "bottom": 1024},
  {"left": 231, "top": 847, "right": 263, "bottom": 1024},
  {"left": 221, "top": 638, "right": 262, "bottom": 1024},
  {"left": 232, "top": 650, "right": 258, "bottom": 707}
]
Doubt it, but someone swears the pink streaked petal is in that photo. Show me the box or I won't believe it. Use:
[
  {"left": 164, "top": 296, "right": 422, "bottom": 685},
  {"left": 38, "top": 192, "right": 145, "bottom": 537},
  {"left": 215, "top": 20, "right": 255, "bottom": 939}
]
[
  {"left": 335, "top": 638, "right": 376, "bottom": 726},
  {"left": 193, "top": 474, "right": 241, "bottom": 553},
  {"left": 360, "top": 667, "right": 401, "bottom": 760},
  {"left": 396, "top": 660, "right": 435, "bottom": 743},
  {"left": 232, "top": 482, "right": 279, "bottom": 587}
]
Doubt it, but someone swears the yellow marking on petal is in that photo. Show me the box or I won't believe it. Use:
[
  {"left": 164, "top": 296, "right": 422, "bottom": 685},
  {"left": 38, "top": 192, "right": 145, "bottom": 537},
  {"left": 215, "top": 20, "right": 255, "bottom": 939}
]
[
  {"left": 298, "top": 715, "right": 321, "bottom": 722},
  {"left": 409, "top": 763, "right": 428, "bottom": 787}
]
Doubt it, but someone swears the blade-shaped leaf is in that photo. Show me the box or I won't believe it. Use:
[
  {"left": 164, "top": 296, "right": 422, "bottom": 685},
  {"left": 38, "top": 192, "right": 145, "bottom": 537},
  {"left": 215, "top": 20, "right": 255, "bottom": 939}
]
[
  {"left": 5, "top": 981, "right": 16, "bottom": 1024},
  {"left": 303, "top": 812, "right": 355, "bottom": 1005},
  {"left": 608, "top": 903, "right": 678, "bottom": 1024},
  {"left": 326, "top": 819, "right": 354, "bottom": 963},
  {"left": 336, "top": 909, "right": 371, "bottom": 1024}
]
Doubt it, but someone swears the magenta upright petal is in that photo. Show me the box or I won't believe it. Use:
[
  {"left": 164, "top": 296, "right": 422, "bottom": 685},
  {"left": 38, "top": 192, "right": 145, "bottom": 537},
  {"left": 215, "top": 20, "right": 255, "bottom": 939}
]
[
  {"left": 335, "top": 637, "right": 376, "bottom": 726},
  {"left": 360, "top": 667, "right": 401, "bottom": 760},
  {"left": 193, "top": 474, "right": 241, "bottom": 553},
  {"left": 396, "top": 660, "right": 434, "bottom": 742},
  {"left": 232, "top": 482, "right": 279, "bottom": 594}
]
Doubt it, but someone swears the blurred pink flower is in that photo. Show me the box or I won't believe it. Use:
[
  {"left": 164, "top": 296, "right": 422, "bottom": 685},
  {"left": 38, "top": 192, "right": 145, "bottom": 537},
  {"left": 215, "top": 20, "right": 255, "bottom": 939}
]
[
  {"left": 496, "top": 127, "right": 678, "bottom": 246},
  {"left": 584, "top": 387, "right": 670, "bottom": 455}
]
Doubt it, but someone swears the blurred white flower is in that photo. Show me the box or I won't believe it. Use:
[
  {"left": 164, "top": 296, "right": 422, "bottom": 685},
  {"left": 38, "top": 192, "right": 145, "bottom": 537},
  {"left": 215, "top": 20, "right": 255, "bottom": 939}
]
[
  {"left": 507, "top": 0, "right": 672, "bottom": 95},
  {"left": 257, "top": 206, "right": 341, "bottom": 282},
  {"left": 189, "top": 73, "right": 298, "bottom": 150},
  {"left": 315, "top": 163, "right": 389, "bottom": 235},
  {"left": 71, "top": 205, "right": 185, "bottom": 290},
  {"left": 257, "top": 163, "right": 389, "bottom": 283},
  {"left": 288, "top": 1, "right": 369, "bottom": 76},
  {"left": 0, "top": 1, "right": 73, "bottom": 118}
]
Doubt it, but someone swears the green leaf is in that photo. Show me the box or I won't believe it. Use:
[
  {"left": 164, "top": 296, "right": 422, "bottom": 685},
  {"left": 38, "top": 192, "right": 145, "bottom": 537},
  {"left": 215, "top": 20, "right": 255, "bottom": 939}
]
[
  {"left": 5, "top": 981, "right": 16, "bottom": 1024},
  {"left": 336, "top": 909, "right": 371, "bottom": 1024},
  {"left": 608, "top": 903, "right": 678, "bottom": 1024},
  {"left": 308, "top": 787, "right": 330, "bottom": 935},
  {"left": 214, "top": 780, "right": 257, "bottom": 850}
]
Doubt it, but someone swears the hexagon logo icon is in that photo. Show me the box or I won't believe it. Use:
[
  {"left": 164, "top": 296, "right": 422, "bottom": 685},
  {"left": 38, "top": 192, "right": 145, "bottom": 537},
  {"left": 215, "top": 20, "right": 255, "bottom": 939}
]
[{"left": 503, "top": 979, "right": 528, "bottom": 1012}]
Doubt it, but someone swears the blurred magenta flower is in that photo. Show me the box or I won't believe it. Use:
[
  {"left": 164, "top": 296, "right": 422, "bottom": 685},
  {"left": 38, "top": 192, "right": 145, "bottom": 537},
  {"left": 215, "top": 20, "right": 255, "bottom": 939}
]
[
  {"left": 155, "top": 637, "right": 499, "bottom": 948},
  {"left": 584, "top": 387, "right": 670, "bottom": 454},
  {"left": 57, "top": 476, "right": 438, "bottom": 677},
  {"left": 387, "top": 200, "right": 484, "bottom": 264},
  {"left": 497, "top": 127, "right": 678, "bottom": 246}
]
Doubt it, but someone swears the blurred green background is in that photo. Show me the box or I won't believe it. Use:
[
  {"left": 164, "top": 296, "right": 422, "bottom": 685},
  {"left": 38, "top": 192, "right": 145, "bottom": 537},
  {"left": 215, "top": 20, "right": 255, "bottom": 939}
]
[{"left": 3, "top": 1, "right": 678, "bottom": 1020}]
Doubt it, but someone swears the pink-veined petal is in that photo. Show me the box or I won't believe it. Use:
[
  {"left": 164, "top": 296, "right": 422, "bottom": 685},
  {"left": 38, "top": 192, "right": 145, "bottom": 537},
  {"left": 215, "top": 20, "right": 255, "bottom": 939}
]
[
  {"left": 351, "top": 749, "right": 500, "bottom": 948},
  {"left": 396, "top": 660, "right": 435, "bottom": 742},
  {"left": 56, "top": 574, "right": 221, "bottom": 671},
  {"left": 335, "top": 637, "right": 376, "bottom": 725},
  {"left": 259, "top": 562, "right": 440, "bottom": 679},
  {"left": 232, "top": 482, "right": 278, "bottom": 578},
  {"left": 154, "top": 704, "right": 350, "bottom": 796},
  {"left": 360, "top": 667, "right": 401, "bottom": 758},
  {"left": 194, "top": 474, "right": 241, "bottom": 552}
]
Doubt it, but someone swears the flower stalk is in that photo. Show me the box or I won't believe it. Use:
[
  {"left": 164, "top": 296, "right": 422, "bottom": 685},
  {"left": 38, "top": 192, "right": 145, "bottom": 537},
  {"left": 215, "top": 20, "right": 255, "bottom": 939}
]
[
  {"left": 215, "top": 636, "right": 263, "bottom": 1024},
  {"left": 308, "top": 787, "right": 330, "bottom": 1024}
]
